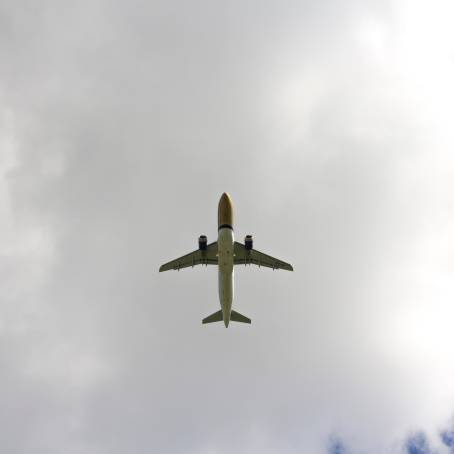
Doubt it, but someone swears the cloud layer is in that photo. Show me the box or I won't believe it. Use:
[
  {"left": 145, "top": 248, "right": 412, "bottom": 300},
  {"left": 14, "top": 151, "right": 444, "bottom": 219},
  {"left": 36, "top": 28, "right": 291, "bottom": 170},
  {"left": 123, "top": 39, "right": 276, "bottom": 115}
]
[{"left": 1, "top": 1, "right": 454, "bottom": 453}]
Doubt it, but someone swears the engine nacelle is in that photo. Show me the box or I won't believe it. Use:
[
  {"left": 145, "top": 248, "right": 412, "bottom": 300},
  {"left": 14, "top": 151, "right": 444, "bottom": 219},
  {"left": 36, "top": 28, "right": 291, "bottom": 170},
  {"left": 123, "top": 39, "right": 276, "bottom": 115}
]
[
  {"left": 245, "top": 235, "right": 253, "bottom": 250},
  {"left": 198, "top": 235, "right": 208, "bottom": 250}
]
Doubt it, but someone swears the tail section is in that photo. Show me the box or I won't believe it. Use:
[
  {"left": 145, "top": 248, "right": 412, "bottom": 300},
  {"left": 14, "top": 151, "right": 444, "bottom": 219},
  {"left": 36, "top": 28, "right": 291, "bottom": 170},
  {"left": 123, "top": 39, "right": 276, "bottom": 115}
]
[
  {"left": 202, "top": 309, "right": 251, "bottom": 325},
  {"left": 230, "top": 310, "right": 251, "bottom": 324},
  {"left": 202, "top": 310, "right": 223, "bottom": 324}
]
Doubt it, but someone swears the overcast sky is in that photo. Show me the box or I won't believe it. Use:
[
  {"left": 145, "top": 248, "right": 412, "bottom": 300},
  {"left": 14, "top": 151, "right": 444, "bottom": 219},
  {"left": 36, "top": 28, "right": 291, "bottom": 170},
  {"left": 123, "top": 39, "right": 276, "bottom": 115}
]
[{"left": 1, "top": 1, "right": 454, "bottom": 453}]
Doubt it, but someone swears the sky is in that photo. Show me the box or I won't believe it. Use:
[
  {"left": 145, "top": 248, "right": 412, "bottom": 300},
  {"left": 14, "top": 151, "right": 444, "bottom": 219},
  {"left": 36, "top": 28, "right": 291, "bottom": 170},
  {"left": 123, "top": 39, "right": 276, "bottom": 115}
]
[{"left": 1, "top": 1, "right": 454, "bottom": 453}]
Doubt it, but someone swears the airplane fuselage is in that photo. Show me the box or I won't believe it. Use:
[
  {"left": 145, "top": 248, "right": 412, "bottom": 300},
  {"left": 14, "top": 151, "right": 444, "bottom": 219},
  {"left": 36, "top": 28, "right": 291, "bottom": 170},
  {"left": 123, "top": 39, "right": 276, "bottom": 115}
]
[{"left": 217, "top": 193, "right": 234, "bottom": 327}]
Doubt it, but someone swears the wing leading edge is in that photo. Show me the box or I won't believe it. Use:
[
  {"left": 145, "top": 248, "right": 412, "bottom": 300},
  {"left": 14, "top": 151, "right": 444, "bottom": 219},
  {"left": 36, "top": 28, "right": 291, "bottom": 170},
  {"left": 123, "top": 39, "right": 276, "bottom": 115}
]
[
  {"left": 159, "top": 242, "right": 218, "bottom": 272},
  {"left": 233, "top": 241, "right": 293, "bottom": 271}
]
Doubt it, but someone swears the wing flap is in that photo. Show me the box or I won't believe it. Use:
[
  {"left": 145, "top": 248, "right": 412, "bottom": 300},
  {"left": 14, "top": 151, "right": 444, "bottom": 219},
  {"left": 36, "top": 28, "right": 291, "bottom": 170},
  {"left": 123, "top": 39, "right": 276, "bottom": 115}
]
[
  {"left": 159, "top": 241, "right": 218, "bottom": 272},
  {"left": 233, "top": 242, "right": 293, "bottom": 271}
]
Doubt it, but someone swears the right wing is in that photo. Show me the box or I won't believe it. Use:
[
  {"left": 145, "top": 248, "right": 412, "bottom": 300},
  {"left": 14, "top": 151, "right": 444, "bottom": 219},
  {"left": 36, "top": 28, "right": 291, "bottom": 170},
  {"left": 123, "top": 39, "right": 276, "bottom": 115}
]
[
  {"left": 233, "top": 241, "right": 293, "bottom": 271},
  {"left": 159, "top": 242, "right": 218, "bottom": 272}
]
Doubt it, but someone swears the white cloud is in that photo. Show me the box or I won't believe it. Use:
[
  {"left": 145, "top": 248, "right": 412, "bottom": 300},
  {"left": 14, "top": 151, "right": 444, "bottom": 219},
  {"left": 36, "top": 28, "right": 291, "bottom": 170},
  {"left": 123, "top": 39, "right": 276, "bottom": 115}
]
[{"left": 1, "top": 1, "right": 454, "bottom": 453}]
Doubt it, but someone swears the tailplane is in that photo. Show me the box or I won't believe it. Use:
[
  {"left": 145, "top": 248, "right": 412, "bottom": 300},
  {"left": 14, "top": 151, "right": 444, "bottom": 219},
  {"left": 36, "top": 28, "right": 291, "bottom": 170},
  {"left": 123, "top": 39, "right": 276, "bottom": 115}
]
[
  {"left": 202, "top": 310, "right": 223, "bottom": 324},
  {"left": 202, "top": 309, "right": 251, "bottom": 325},
  {"left": 230, "top": 310, "right": 251, "bottom": 324}
]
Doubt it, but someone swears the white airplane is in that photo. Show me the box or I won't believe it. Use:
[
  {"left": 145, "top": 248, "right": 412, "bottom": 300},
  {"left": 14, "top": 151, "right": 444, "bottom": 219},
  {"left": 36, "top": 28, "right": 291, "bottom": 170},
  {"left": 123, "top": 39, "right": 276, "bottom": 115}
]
[{"left": 159, "top": 193, "right": 293, "bottom": 327}]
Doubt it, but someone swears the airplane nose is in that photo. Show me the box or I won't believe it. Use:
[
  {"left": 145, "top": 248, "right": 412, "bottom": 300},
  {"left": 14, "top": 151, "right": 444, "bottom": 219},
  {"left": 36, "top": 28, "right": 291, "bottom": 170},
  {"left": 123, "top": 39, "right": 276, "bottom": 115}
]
[{"left": 218, "top": 192, "right": 234, "bottom": 228}]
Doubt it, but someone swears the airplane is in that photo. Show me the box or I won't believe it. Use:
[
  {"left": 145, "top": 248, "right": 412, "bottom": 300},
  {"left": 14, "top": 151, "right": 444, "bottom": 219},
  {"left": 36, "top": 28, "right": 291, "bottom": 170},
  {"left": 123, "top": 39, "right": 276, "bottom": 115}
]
[{"left": 159, "top": 193, "right": 293, "bottom": 327}]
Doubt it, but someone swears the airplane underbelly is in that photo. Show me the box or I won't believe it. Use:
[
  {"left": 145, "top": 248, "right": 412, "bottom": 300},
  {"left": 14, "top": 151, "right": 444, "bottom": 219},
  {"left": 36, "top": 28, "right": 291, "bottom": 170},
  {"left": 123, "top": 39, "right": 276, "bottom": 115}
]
[
  {"left": 218, "top": 270, "right": 233, "bottom": 309},
  {"left": 218, "top": 228, "right": 234, "bottom": 313}
]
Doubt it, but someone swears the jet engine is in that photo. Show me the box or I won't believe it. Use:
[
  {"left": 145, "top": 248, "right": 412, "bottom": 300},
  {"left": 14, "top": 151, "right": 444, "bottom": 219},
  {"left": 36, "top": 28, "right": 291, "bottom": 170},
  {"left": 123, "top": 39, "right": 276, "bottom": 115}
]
[
  {"left": 245, "top": 235, "right": 253, "bottom": 250},
  {"left": 198, "top": 235, "right": 208, "bottom": 250}
]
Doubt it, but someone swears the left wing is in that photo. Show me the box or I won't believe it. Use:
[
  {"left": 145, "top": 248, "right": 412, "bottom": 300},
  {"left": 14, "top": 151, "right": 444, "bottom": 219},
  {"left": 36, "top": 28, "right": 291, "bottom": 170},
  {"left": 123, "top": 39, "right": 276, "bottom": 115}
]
[
  {"left": 234, "top": 242, "right": 293, "bottom": 271},
  {"left": 159, "top": 242, "right": 218, "bottom": 272}
]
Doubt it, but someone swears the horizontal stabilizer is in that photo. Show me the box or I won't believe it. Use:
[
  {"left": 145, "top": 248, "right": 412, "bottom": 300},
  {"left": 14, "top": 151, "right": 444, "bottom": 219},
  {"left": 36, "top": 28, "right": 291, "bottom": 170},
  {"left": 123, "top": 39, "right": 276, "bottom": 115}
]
[
  {"left": 202, "top": 310, "right": 223, "bottom": 324},
  {"left": 230, "top": 310, "right": 251, "bottom": 324}
]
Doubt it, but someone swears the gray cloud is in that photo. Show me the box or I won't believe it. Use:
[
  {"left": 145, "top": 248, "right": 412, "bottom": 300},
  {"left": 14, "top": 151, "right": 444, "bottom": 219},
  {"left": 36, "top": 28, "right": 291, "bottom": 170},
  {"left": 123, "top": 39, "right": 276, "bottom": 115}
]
[{"left": 1, "top": 1, "right": 454, "bottom": 453}]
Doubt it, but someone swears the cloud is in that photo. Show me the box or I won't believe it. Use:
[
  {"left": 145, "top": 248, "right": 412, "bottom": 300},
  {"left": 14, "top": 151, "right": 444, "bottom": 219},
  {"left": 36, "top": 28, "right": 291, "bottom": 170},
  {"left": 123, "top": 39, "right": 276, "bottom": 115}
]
[
  {"left": 403, "top": 425, "right": 454, "bottom": 454},
  {"left": 441, "top": 428, "right": 454, "bottom": 452},
  {"left": 405, "top": 433, "right": 436, "bottom": 454},
  {"left": 1, "top": 0, "right": 454, "bottom": 453},
  {"left": 328, "top": 436, "right": 348, "bottom": 454}
]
